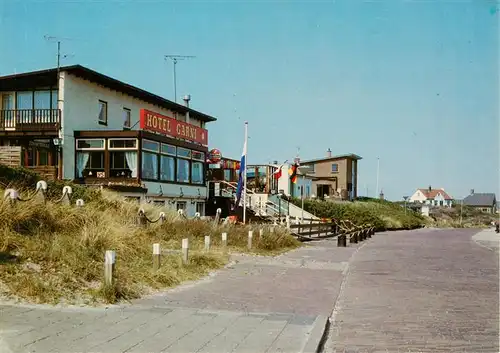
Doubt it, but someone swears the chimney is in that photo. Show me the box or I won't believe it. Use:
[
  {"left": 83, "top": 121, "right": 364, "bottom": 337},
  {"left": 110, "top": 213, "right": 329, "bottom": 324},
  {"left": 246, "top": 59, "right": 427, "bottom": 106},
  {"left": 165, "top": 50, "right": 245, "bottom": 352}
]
[
  {"left": 327, "top": 148, "right": 332, "bottom": 158},
  {"left": 428, "top": 185, "right": 432, "bottom": 192},
  {"left": 183, "top": 94, "right": 191, "bottom": 124},
  {"left": 379, "top": 189, "right": 384, "bottom": 200},
  {"left": 470, "top": 189, "right": 474, "bottom": 195}
]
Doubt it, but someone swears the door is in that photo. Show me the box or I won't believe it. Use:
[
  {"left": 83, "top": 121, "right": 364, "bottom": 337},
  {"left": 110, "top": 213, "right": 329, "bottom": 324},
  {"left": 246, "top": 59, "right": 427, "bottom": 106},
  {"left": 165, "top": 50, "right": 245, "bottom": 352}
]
[{"left": 1, "top": 93, "right": 14, "bottom": 128}]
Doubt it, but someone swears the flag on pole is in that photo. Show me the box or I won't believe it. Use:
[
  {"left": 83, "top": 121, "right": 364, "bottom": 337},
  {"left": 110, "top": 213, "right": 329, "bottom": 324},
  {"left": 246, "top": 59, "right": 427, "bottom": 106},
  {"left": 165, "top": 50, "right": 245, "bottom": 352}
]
[
  {"left": 289, "top": 163, "right": 299, "bottom": 184},
  {"left": 273, "top": 160, "right": 287, "bottom": 180},
  {"left": 233, "top": 125, "right": 247, "bottom": 209}
]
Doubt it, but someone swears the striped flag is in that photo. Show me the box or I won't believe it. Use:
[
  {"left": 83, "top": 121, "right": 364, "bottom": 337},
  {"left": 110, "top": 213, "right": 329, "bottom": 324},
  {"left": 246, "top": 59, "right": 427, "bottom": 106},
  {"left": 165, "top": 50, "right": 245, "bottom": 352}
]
[{"left": 289, "top": 162, "right": 299, "bottom": 184}]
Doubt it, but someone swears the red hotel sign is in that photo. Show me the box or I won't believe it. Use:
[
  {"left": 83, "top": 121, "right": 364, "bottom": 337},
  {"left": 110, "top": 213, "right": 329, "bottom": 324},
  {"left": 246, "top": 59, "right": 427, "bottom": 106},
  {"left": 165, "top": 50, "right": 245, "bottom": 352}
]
[{"left": 139, "top": 109, "right": 208, "bottom": 146}]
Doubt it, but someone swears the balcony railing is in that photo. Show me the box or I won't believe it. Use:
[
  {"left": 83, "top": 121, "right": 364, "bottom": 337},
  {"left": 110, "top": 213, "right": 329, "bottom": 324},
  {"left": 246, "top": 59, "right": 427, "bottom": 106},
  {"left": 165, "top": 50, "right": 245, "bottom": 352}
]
[{"left": 0, "top": 109, "right": 61, "bottom": 131}]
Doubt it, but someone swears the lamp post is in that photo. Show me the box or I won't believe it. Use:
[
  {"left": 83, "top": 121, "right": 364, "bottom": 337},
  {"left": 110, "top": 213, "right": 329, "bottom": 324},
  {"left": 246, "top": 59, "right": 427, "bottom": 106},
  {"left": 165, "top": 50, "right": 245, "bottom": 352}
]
[{"left": 403, "top": 196, "right": 409, "bottom": 215}]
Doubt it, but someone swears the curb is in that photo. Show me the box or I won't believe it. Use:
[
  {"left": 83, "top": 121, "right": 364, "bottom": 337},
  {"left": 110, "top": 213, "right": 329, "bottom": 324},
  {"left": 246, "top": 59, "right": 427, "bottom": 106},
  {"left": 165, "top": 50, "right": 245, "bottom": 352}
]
[{"left": 302, "top": 315, "right": 329, "bottom": 353}]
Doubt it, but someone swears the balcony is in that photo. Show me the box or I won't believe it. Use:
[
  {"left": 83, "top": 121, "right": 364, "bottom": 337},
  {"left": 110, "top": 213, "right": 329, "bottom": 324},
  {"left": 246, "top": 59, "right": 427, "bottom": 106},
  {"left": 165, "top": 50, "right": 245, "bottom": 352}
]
[{"left": 0, "top": 109, "right": 61, "bottom": 135}]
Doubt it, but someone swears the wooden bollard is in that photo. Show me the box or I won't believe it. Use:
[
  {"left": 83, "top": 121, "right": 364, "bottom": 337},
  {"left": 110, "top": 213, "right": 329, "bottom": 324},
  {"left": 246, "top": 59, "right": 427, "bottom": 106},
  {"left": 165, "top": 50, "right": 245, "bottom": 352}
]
[
  {"left": 337, "top": 234, "right": 347, "bottom": 247},
  {"left": 104, "top": 250, "right": 116, "bottom": 286},
  {"left": 285, "top": 215, "right": 291, "bottom": 229},
  {"left": 153, "top": 243, "right": 161, "bottom": 271},
  {"left": 350, "top": 232, "right": 358, "bottom": 244},
  {"left": 204, "top": 235, "right": 211, "bottom": 251},
  {"left": 259, "top": 228, "right": 264, "bottom": 238},
  {"left": 182, "top": 238, "right": 189, "bottom": 264},
  {"left": 270, "top": 226, "right": 275, "bottom": 234},
  {"left": 248, "top": 230, "right": 253, "bottom": 249},
  {"left": 222, "top": 232, "right": 227, "bottom": 248}
]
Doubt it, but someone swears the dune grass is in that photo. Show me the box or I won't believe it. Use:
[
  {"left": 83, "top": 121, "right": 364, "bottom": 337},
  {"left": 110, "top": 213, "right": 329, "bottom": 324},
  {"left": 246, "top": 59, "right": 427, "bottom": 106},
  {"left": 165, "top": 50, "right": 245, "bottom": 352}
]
[{"left": 0, "top": 188, "right": 300, "bottom": 305}]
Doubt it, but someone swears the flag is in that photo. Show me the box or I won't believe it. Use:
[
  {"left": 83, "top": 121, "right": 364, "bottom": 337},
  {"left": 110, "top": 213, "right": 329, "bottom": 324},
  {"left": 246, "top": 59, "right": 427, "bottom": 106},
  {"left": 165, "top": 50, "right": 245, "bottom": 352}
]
[
  {"left": 273, "top": 161, "right": 287, "bottom": 180},
  {"left": 233, "top": 124, "right": 247, "bottom": 209},
  {"left": 289, "top": 163, "right": 299, "bottom": 184}
]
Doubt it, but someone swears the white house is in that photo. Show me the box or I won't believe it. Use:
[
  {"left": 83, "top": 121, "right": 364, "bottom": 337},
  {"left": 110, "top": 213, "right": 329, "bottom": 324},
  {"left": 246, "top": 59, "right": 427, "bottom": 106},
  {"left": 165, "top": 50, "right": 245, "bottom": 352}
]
[
  {"left": 409, "top": 186, "right": 453, "bottom": 207},
  {"left": 0, "top": 65, "right": 217, "bottom": 216}
]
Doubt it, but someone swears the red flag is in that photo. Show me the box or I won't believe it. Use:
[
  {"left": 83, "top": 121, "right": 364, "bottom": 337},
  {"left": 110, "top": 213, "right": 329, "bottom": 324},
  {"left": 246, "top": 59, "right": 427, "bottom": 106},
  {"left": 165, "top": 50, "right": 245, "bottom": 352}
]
[
  {"left": 273, "top": 164, "right": 284, "bottom": 180},
  {"left": 289, "top": 163, "right": 298, "bottom": 183}
]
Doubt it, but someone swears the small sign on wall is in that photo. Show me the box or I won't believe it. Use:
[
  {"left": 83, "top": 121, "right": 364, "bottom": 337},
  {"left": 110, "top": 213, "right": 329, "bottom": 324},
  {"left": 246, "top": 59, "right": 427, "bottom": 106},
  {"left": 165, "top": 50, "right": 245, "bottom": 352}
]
[{"left": 214, "top": 182, "right": 220, "bottom": 196}]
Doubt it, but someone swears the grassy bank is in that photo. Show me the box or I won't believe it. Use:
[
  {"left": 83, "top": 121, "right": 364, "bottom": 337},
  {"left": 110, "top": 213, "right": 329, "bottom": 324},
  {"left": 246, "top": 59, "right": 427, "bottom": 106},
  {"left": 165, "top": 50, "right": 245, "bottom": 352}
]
[
  {"left": 427, "top": 205, "right": 497, "bottom": 228},
  {"left": 0, "top": 166, "right": 300, "bottom": 305},
  {"left": 290, "top": 197, "right": 426, "bottom": 231}
]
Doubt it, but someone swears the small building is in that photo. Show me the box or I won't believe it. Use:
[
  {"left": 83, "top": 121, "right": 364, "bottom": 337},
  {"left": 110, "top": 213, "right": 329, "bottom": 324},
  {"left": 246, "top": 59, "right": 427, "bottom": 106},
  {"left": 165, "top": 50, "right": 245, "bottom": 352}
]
[
  {"left": 463, "top": 191, "right": 497, "bottom": 214},
  {"left": 0, "top": 65, "right": 217, "bottom": 216},
  {"left": 409, "top": 186, "right": 453, "bottom": 207},
  {"left": 299, "top": 149, "right": 362, "bottom": 200},
  {"left": 276, "top": 163, "right": 313, "bottom": 199}
]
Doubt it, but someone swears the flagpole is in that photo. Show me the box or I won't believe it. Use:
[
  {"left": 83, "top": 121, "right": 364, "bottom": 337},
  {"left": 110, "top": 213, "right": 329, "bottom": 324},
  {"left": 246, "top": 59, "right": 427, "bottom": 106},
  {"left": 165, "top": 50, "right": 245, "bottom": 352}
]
[{"left": 242, "top": 121, "right": 248, "bottom": 224}]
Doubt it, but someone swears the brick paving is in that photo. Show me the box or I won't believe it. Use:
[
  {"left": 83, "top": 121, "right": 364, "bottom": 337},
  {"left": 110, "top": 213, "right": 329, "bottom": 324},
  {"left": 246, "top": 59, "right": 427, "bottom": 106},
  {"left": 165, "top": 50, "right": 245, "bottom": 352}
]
[
  {"left": 0, "top": 240, "right": 355, "bottom": 353},
  {"left": 324, "top": 228, "right": 500, "bottom": 353}
]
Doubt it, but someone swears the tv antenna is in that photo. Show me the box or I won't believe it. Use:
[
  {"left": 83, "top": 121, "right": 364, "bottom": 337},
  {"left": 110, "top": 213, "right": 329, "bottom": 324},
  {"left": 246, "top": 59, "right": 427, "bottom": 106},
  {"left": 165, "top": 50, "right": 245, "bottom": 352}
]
[{"left": 164, "top": 55, "right": 196, "bottom": 103}]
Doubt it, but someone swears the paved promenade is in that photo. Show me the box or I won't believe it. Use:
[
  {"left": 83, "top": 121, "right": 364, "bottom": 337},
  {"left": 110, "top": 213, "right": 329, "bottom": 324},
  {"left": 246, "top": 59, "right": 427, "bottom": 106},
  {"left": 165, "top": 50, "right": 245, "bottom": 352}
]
[
  {"left": 0, "top": 240, "right": 357, "bottom": 353},
  {"left": 324, "top": 228, "right": 499, "bottom": 353},
  {"left": 1, "top": 228, "right": 498, "bottom": 353}
]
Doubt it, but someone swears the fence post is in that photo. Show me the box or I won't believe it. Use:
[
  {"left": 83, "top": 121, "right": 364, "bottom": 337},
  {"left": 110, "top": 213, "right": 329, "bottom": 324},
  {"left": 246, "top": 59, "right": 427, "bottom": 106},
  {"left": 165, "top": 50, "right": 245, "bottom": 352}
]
[
  {"left": 153, "top": 243, "right": 161, "bottom": 271},
  {"left": 248, "top": 230, "right": 253, "bottom": 250},
  {"left": 222, "top": 232, "right": 227, "bottom": 248},
  {"left": 182, "top": 238, "right": 189, "bottom": 265},
  {"left": 76, "top": 199, "right": 85, "bottom": 207},
  {"left": 104, "top": 250, "right": 116, "bottom": 286},
  {"left": 204, "top": 235, "right": 211, "bottom": 251},
  {"left": 159, "top": 212, "right": 166, "bottom": 225},
  {"left": 286, "top": 215, "right": 290, "bottom": 229},
  {"left": 270, "top": 226, "right": 275, "bottom": 234},
  {"left": 3, "top": 189, "right": 18, "bottom": 205},
  {"left": 35, "top": 180, "right": 47, "bottom": 203},
  {"left": 62, "top": 186, "right": 72, "bottom": 206},
  {"left": 259, "top": 228, "right": 264, "bottom": 238},
  {"left": 137, "top": 209, "right": 147, "bottom": 227}
]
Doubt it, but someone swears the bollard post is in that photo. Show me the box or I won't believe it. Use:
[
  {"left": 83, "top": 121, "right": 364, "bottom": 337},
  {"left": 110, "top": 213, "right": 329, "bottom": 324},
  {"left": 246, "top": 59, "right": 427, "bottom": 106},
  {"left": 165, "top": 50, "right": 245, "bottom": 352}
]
[
  {"left": 350, "top": 232, "right": 358, "bottom": 244},
  {"left": 366, "top": 228, "right": 372, "bottom": 238},
  {"left": 248, "top": 230, "right": 253, "bottom": 250},
  {"left": 62, "top": 186, "right": 72, "bottom": 206},
  {"left": 182, "top": 238, "right": 189, "bottom": 265},
  {"left": 285, "top": 215, "right": 291, "bottom": 229},
  {"left": 153, "top": 243, "right": 161, "bottom": 271},
  {"left": 221, "top": 232, "right": 227, "bottom": 248},
  {"left": 259, "top": 228, "right": 264, "bottom": 238},
  {"left": 159, "top": 212, "right": 166, "bottom": 225},
  {"left": 204, "top": 235, "right": 211, "bottom": 251},
  {"left": 137, "top": 209, "right": 147, "bottom": 227},
  {"left": 76, "top": 199, "right": 85, "bottom": 207},
  {"left": 35, "top": 181, "right": 47, "bottom": 203},
  {"left": 337, "top": 234, "right": 347, "bottom": 247},
  {"left": 4, "top": 189, "right": 18, "bottom": 205},
  {"left": 104, "top": 250, "right": 116, "bottom": 287}
]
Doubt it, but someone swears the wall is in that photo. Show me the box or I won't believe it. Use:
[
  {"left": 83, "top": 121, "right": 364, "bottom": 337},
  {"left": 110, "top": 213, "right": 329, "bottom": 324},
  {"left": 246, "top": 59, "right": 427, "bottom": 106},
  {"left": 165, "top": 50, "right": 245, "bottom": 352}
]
[
  {"left": 410, "top": 189, "right": 427, "bottom": 203},
  {"left": 60, "top": 72, "right": 204, "bottom": 180},
  {"left": 276, "top": 163, "right": 313, "bottom": 198}
]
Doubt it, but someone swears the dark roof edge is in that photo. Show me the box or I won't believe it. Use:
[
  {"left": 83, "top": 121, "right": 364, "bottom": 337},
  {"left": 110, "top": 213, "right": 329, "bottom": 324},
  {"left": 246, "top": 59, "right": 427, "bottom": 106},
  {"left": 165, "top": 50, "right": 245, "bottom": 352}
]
[
  {"left": 301, "top": 153, "right": 363, "bottom": 164},
  {"left": 0, "top": 65, "right": 217, "bottom": 123}
]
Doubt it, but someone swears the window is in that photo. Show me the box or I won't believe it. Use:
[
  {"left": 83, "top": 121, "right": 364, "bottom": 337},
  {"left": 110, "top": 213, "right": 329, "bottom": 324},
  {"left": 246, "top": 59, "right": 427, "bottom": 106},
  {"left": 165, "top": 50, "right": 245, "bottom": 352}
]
[
  {"left": 196, "top": 202, "right": 205, "bottom": 216},
  {"left": 161, "top": 143, "right": 176, "bottom": 155},
  {"left": 77, "top": 139, "right": 105, "bottom": 150},
  {"left": 310, "top": 164, "right": 315, "bottom": 173},
  {"left": 331, "top": 163, "right": 338, "bottom": 172},
  {"left": 191, "top": 161, "right": 204, "bottom": 184},
  {"left": 176, "top": 201, "right": 187, "bottom": 211},
  {"left": 109, "top": 139, "right": 137, "bottom": 149},
  {"left": 177, "top": 147, "right": 191, "bottom": 159},
  {"left": 224, "top": 169, "right": 232, "bottom": 181},
  {"left": 16, "top": 92, "right": 33, "bottom": 110},
  {"left": 39, "top": 150, "right": 49, "bottom": 166},
  {"left": 123, "top": 108, "right": 131, "bottom": 129},
  {"left": 177, "top": 158, "right": 190, "bottom": 183},
  {"left": 142, "top": 139, "right": 160, "bottom": 152},
  {"left": 192, "top": 151, "right": 205, "bottom": 161},
  {"left": 98, "top": 100, "right": 107, "bottom": 125},
  {"left": 153, "top": 200, "right": 165, "bottom": 206},
  {"left": 160, "top": 155, "right": 175, "bottom": 181},
  {"left": 142, "top": 152, "right": 158, "bottom": 180},
  {"left": 34, "top": 90, "right": 51, "bottom": 109},
  {"left": 76, "top": 151, "right": 104, "bottom": 178}
]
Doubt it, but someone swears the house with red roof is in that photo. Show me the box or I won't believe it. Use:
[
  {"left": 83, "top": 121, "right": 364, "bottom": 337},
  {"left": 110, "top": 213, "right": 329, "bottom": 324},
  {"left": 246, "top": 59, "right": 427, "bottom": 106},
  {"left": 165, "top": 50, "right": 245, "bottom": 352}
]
[{"left": 409, "top": 186, "right": 454, "bottom": 207}]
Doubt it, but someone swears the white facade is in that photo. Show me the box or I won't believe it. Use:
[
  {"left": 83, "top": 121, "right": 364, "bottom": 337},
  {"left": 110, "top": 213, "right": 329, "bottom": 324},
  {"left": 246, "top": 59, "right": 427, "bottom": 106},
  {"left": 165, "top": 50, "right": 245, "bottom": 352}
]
[
  {"left": 409, "top": 189, "right": 427, "bottom": 203},
  {"left": 409, "top": 188, "right": 453, "bottom": 207},
  {"left": 58, "top": 71, "right": 209, "bottom": 217}
]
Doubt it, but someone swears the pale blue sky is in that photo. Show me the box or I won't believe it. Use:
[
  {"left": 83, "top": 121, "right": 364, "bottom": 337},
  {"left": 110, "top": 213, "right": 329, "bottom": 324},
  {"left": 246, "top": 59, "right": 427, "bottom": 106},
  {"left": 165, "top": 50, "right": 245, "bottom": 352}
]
[{"left": 1, "top": 1, "right": 498, "bottom": 200}]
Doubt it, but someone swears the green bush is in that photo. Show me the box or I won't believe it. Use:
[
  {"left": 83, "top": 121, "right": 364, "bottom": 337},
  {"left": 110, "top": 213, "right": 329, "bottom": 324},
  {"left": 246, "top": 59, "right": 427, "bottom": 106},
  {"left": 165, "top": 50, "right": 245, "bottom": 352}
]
[{"left": 291, "top": 197, "right": 426, "bottom": 231}]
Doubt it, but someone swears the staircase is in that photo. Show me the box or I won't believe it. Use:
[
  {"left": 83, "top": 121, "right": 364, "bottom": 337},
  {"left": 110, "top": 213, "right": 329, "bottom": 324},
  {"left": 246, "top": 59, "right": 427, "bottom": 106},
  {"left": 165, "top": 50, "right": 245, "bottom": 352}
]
[{"left": 216, "top": 181, "right": 318, "bottom": 223}]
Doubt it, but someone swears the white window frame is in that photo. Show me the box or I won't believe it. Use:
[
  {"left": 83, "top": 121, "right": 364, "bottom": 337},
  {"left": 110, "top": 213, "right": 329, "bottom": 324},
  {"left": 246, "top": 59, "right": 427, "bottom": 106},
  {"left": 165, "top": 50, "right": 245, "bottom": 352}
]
[
  {"left": 123, "top": 107, "right": 131, "bottom": 129},
  {"left": 98, "top": 100, "right": 107, "bottom": 124},
  {"left": 76, "top": 138, "right": 106, "bottom": 150},
  {"left": 142, "top": 139, "right": 160, "bottom": 153},
  {"left": 108, "top": 138, "right": 138, "bottom": 150}
]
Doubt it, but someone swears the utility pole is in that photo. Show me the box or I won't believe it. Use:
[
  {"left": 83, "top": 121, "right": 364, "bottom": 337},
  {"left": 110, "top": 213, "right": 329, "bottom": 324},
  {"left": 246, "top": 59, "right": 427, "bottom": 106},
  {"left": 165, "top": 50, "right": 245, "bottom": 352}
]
[
  {"left": 164, "top": 55, "right": 195, "bottom": 103},
  {"left": 376, "top": 157, "right": 380, "bottom": 197}
]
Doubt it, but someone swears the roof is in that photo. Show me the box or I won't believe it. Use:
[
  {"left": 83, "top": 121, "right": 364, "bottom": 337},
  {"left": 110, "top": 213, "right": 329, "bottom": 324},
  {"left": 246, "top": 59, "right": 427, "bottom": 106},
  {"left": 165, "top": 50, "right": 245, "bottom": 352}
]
[
  {"left": 0, "top": 65, "right": 217, "bottom": 123},
  {"left": 417, "top": 188, "right": 453, "bottom": 200},
  {"left": 463, "top": 193, "right": 497, "bottom": 207},
  {"left": 300, "top": 153, "right": 363, "bottom": 164}
]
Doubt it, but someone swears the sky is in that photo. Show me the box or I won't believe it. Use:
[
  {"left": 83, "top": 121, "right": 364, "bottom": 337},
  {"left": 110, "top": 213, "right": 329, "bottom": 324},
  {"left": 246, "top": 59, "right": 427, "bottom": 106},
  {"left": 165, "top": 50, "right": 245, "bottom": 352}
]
[{"left": 0, "top": 0, "right": 498, "bottom": 201}]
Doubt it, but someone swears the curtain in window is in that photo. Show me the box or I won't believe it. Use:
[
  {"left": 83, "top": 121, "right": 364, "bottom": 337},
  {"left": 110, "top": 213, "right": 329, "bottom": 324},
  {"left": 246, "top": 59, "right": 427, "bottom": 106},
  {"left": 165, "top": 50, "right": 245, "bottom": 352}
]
[
  {"left": 76, "top": 152, "right": 90, "bottom": 177},
  {"left": 191, "top": 162, "right": 203, "bottom": 184},
  {"left": 125, "top": 151, "right": 138, "bottom": 177},
  {"left": 16, "top": 92, "right": 33, "bottom": 123},
  {"left": 177, "top": 159, "right": 190, "bottom": 183},
  {"left": 142, "top": 152, "right": 158, "bottom": 179},
  {"left": 160, "top": 156, "right": 175, "bottom": 181},
  {"left": 34, "top": 91, "right": 51, "bottom": 123}
]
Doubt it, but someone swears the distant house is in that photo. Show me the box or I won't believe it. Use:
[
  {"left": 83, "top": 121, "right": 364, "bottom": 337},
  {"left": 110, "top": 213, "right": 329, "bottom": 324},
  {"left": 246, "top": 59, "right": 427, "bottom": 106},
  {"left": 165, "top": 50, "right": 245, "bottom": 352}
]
[
  {"left": 409, "top": 186, "right": 453, "bottom": 207},
  {"left": 462, "top": 190, "right": 497, "bottom": 214}
]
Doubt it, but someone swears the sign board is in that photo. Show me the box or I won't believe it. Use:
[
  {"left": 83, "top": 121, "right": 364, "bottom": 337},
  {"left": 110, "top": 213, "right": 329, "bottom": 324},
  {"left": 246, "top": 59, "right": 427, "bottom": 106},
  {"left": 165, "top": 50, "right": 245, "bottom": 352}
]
[
  {"left": 139, "top": 109, "right": 208, "bottom": 146},
  {"left": 207, "top": 148, "right": 222, "bottom": 163},
  {"left": 214, "top": 182, "right": 220, "bottom": 196}
]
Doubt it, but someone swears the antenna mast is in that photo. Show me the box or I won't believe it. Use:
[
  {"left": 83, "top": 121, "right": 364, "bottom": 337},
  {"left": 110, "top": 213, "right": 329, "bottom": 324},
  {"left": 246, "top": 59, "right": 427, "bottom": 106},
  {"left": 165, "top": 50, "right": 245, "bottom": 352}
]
[{"left": 164, "top": 55, "right": 196, "bottom": 103}]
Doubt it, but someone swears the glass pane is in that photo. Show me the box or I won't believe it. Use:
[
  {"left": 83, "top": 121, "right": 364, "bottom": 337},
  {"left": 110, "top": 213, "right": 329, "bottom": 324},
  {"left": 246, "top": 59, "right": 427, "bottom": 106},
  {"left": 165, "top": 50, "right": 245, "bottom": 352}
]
[
  {"left": 191, "top": 162, "right": 204, "bottom": 184},
  {"left": 51, "top": 90, "right": 58, "bottom": 109},
  {"left": 89, "top": 152, "right": 104, "bottom": 169},
  {"left": 142, "top": 151, "right": 158, "bottom": 179},
  {"left": 224, "top": 169, "right": 232, "bottom": 181},
  {"left": 110, "top": 151, "right": 136, "bottom": 178},
  {"left": 142, "top": 139, "right": 159, "bottom": 152},
  {"left": 38, "top": 150, "right": 49, "bottom": 166},
  {"left": 123, "top": 109, "right": 131, "bottom": 127},
  {"left": 34, "top": 91, "right": 51, "bottom": 109},
  {"left": 160, "top": 155, "right": 175, "bottom": 181},
  {"left": 109, "top": 139, "right": 137, "bottom": 149},
  {"left": 2, "top": 94, "right": 13, "bottom": 110},
  {"left": 98, "top": 101, "right": 107, "bottom": 122},
  {"left": 192, "top": 151, "right": 205, "bottom": 161},
  {"left": 77, "top": 139, "right": 104, "bottom": 149},
  {"left": 177, "top": 147, "right": 191, "bottom": 158},
  {"left": 176, "top": 158, "right": 190, "bottom": 183},
  {"left": 161, "top": 144, "right": 176, "bottom": 155},
  {"left": 16, "top": 92, "right": 33, "bottom": 109}
]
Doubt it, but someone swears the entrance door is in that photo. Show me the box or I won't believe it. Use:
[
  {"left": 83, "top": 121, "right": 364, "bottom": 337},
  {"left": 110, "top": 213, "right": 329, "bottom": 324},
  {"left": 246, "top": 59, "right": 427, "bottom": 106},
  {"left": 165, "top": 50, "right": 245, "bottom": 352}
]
[{"left": 317, "top": 184, "right": 330, "bottom": 199}]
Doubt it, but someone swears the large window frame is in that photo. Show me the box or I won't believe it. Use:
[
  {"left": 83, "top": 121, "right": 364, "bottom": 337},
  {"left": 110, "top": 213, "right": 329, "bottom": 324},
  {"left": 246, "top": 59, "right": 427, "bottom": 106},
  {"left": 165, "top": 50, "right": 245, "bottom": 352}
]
[{"left": 75, "top": 138, "right": 106, "bottom": 178}]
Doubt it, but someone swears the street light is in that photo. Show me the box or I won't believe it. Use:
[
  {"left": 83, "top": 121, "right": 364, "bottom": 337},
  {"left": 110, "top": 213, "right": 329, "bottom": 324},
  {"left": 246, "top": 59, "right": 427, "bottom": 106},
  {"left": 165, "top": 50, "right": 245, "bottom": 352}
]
[
  {"left": 403, "top": 196, "right": 409, "bottom": 215},
  {"left": 298, "top": 165, "right": 313, "bottom": 221}
]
